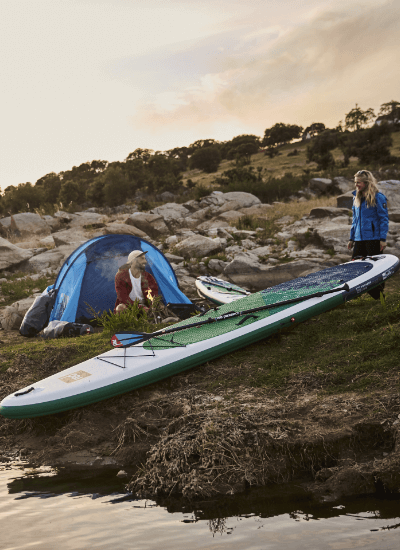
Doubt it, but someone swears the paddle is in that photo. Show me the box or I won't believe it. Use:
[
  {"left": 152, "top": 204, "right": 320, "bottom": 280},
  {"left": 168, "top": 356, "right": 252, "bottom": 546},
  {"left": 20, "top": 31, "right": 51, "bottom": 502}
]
[{"left": 111, "top": 283, "right": 350, "bottom": 348}]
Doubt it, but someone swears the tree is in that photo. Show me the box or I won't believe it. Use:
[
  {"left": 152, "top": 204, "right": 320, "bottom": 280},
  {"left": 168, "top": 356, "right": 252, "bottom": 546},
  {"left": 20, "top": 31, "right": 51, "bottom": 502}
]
[
  {"left": 262, "top": 123, "right": 303, "bottom": 147},
  {"left": 306, "top": 129, "right": 340, "bottom": 170},
  {"left": 340, "top": 124, "right": 395, "bottom": 165},
  {"left": 100, "top": 166, "right": 133, "bottom": 207},
  {"left": 189, "top": 146, "right": 221, "bottom": 173},
  {"left": 224, "top": 134, "right": 261, "bottom": 162},
  {"left": 35, "top": 172, "right": 62, "bottom": 204},
  {"left": 302, "top": 123, "right": 325, "bottom": 139},
  {"left": 378, "top": 100, "right": 400, "bottom": 126},
  {"left": 126, "top": 149, "right": 153, "bottom": 162},
  {"left": 59, "top": 180, "right": 85, "bottom": 207},
  {"left": 345, "top": 104, "right": 375, "bottom": 131}
]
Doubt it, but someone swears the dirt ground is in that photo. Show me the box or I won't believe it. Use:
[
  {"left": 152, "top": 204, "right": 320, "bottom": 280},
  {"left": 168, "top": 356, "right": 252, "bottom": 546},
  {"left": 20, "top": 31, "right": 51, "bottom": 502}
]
[{"left": 1, "top": 341, "right": 400, "bottom": 504}]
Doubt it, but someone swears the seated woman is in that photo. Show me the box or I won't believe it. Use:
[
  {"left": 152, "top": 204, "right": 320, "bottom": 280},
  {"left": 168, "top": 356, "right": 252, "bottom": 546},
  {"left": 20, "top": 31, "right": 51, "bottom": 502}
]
[{"left": 114, "top": 250, "right": 159, "bottom": 313}]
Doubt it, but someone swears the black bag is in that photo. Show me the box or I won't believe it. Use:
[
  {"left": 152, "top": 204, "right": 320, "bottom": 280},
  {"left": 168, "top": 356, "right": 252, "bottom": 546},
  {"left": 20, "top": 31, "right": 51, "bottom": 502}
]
[
  {"left": 19, "top": 290, "right": 56, "bottom": 337},
  {"left": 42, "top": 321, "right": 94, "bottom": 339}
]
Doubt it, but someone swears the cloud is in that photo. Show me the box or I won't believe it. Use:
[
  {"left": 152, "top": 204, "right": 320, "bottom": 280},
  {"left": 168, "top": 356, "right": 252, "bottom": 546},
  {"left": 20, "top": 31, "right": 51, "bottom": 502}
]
[{"left": 131, "top": 0, "right": 400, "bottom": 141}]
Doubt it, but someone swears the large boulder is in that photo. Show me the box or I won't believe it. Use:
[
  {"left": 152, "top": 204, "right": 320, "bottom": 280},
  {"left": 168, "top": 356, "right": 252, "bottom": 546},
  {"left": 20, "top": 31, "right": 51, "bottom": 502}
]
[
  {"left": 0, "top": 237, "right": 33, "bottom": 270},
  {"left": 0, "top": 212, "right": 51, "bottom": 236},
  {"left": 309, "top": 178, "right": 333, "bottom": 194},
  {"left": 102, "top": 223, "right": 149, "bottom": 238},
  {"left": 314, "top": 222, "right": 351, "bottom": 254},
  {"left": 336, "top": 192, "right": 354, "bottom": 209},
  {"left": 200, "top": 191, "right": 261, "bottom": 209},
  {"left": 19, "top": 244, "right": 78, "bottom": 273},
  {"left": 333, "top": 177, "right": 353, "bottom": 194},
  {"left": 174, "top": 235, "right": 224, "bottom": 258},
  {"left": 125, "top": 213, "right": 169, "bottom": 238},
  {"left": 69, "top": 211, "right": 106, "bottom": 228},
  {"left": 378, "top": 180, "right": 400, "bottom": 209},
  {"left": 223, "top": 253, "right": 316, "bottom": 290},
  {"left": 42, "top": 215, "right": 62, "bottom": 232},
  {"left": 151, "top": 203, "right": 191, "bottom": 222},
  {"left": 217, "top": 211, "right": 245, "bottom": 223},
  {"left": 389, "top": 209, "right": 400, "bottom": 223},
  {"left": 309, "top": 207, "right": 351, "bottom": 218}
]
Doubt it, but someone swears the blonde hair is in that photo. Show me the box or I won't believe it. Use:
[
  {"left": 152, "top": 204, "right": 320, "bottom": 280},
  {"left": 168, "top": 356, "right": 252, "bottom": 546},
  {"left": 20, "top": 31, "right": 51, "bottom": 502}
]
[{"left": 354, "top": 170, "right": 379, "bottom": 208}]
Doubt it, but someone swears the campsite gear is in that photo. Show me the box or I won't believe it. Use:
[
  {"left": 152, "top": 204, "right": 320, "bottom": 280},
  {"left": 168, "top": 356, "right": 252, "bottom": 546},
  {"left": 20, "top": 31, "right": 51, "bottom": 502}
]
[
  {"left": 196, "top": 275, "right": 251, "bottom": 305},
  {"left": 19, "top": 288, "right": 56, "bottom": 337},
  {"left": 1, "top": 255, "right": 398, "bottom": 419},
  {"left": 47, "top": 234, "right": 194, "bottom": 325},
  {"left": 42, "top": 320, "right": 94, "bottom": 339}
]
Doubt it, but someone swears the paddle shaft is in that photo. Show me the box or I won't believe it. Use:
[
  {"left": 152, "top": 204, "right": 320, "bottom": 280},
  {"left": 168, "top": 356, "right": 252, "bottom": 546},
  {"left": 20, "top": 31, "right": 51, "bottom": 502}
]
[{"left": 113, "top": 283, "right": 349, "bottom": 346}]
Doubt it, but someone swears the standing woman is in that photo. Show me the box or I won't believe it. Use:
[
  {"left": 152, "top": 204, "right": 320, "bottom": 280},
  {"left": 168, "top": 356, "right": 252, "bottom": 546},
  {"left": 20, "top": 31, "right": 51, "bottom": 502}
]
[{"left": 347, "top": 169, "right": 389, "bottom": 299}]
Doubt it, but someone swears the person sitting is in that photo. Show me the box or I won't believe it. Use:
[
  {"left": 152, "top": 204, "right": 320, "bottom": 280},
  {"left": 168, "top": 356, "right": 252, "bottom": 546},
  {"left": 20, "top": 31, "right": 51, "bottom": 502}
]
[{"left": 114, "top": 250, "right": 159, "bottom": 313}]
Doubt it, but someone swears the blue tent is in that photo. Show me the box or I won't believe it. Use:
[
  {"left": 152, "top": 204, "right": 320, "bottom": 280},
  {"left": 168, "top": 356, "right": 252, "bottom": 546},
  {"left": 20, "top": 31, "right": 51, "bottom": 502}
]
[{"left": 49, "top": 234, "right": 193, "bottom": 323}]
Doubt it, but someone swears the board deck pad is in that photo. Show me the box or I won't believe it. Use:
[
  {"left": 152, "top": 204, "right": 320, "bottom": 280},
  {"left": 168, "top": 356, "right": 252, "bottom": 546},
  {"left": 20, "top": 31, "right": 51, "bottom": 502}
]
[{"left": 142, "top": 262, "right": 373, "bottom": 350}]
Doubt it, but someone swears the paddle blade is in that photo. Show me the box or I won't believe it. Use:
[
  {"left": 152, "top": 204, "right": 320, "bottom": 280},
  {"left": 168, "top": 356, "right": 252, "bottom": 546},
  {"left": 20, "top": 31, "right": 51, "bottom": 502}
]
[{"left": 111, "top": 331, "right": 148, "bottom": 348}]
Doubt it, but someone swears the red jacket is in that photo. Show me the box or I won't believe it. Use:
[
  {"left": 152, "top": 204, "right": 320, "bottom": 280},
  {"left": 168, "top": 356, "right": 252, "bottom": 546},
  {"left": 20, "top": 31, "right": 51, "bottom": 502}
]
[{"left": 114, "top": 267, "right": 159, "bottom": 312}]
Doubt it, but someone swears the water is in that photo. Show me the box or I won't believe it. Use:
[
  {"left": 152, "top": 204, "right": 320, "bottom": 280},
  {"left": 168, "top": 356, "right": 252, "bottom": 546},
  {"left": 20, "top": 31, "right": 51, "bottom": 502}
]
[{"left": 1, "top": 463, "right": 400, "bottom": 550}]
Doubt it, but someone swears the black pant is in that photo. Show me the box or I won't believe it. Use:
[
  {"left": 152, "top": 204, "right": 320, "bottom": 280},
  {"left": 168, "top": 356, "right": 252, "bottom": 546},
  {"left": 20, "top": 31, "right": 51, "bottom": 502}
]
[{"left": 352, "top": 240, "right": 384, "bottom": 299}]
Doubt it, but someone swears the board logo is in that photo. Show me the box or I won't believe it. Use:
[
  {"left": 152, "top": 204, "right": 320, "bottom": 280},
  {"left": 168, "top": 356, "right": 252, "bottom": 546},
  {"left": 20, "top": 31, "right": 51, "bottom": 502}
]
[{"left": 60, "top": 370, "right": 91, "bottom": 384}]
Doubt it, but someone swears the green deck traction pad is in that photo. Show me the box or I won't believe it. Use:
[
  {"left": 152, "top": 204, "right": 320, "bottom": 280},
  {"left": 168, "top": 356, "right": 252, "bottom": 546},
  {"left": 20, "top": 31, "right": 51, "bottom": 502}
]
[{"left": 0, "top": 280, "right": 344, "bottom": 419}]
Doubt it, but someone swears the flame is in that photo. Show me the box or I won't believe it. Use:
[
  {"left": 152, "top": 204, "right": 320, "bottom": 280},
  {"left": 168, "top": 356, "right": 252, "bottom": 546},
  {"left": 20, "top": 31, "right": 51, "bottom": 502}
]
[{"left": 147, "top": 289, "right": 154, "bottom": 303}]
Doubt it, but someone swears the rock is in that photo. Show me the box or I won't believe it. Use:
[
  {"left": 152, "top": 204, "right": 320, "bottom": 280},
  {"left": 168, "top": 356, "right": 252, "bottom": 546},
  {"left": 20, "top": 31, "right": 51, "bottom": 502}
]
[
  {"left": 175, "top": 235, "right": 224, "bottom": 258},
  {"left": 151, "top": 203, "right": 191, "bottom": 223},
  {"left": 309, "top": 178, "right": 333, "bottom": 194},
  {"left": 42, "top": 215, "right": 62, "bottom": 232},
  {"left": 333, "top": 176, "right": 353, "bottom": 194},
  {"left": 336, "top": 192, "right": 354, "bottom": 209},
  {"left": 126, "top": 213, "right": 169, "bottom": 238},
  {"left": 207, "top": 259, "right": 229, "bottom": 273},
  {"left": 0, "top": 237, "right": 33, "bottom": 271},
  {"left": 102, "top": 223, "right": 148, "bottom": 238},
  {"left": 0, "top": 213, "right": 51, "bottom": 236},
  {"left": 0, "top": 304, "right": 24, "bottom": 330},
  {"left": 182, "top": 200, "right": 200, "bottom": 212},
  {"left": 10, "top": 295, "right": 40, "bottom": 317},
  {"left": 389, "top": 209, "right": 400, "bottom": 223},
  {"left": 164, "top": 253, "right": 185, "bottom": 262},
  {"left": 69, "top": 212, "right": 106, "bottom": 228},
  {"left": 116, "top": 470, "right": 128, "bottom": 479},
  {"left": 250, "top": 245, "right": 273, "bottom": 257},
  {"left": 217, "top": 211, "right": 245, "bottom": 223},
  {"left": 52, "top": 229, "right": 88, "bottom": 247},
  {"left": 309, "top": 207, "right": 351, "bottom": 218},
  {"left": 39, "top": 235, "right": 56, "bottom": 247},
  {"left": 200, "top": 191, "right": 261, "bottom": 209},
  {"left": 241, "top": 239, "right": 257, "bottom": 249},
  {"left": 223, "top": 254, "right": 315, "bottom": 290},
  {"left": 378, "top": 180, "right": 400, "bottom": 208},
  {"left": 314, "top": 222, "right": 351, "bottom": 254},
  {"left": 53, "top": 210, "right": 78, "bottom": 222},
  {"left": 196, "top": 219, "right": 231, "bottom": 231},
  {"left": 19, "top": 244, "right": 78, "bottom": 273}
]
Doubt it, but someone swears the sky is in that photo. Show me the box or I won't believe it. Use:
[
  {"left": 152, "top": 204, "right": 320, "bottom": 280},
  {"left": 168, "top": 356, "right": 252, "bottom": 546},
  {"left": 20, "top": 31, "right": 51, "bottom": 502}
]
[{"left": 1, "top": 0, "right": 399, "bottom": 191}]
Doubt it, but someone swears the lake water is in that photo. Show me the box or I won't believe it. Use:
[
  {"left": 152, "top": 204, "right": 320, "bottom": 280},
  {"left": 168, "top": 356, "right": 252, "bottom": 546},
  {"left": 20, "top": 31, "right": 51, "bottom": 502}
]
[{"left": 1, "top": 463, "right": 400, "bottom": 550}]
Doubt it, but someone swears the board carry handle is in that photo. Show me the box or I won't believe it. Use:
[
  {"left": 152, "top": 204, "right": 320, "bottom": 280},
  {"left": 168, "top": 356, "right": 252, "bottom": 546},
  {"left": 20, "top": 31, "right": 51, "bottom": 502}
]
[{"left": 111, "top": 283, "right": 350, "bottom": 348}]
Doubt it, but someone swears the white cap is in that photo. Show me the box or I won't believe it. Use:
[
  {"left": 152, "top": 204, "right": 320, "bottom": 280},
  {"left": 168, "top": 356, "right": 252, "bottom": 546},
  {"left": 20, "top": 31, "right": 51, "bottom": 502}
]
[{"left": 127, "top": 250, "right": 147, "bottom": 263}]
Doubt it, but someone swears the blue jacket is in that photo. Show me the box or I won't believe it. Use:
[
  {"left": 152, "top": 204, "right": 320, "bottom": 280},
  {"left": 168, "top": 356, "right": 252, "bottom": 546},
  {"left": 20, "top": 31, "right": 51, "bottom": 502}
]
[{"left": 350, "top": 191, "right": 389, "bottom": 242}]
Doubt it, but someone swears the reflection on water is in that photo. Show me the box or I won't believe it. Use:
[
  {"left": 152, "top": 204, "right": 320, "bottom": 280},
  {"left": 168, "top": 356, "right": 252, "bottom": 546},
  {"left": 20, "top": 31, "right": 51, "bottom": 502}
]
[{"left": 1, "top": 463, "right": 400, "bottom": 550}]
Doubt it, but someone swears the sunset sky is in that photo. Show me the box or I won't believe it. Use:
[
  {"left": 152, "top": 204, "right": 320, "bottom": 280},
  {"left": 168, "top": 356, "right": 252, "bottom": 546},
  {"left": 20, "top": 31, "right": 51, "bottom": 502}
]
[{"left": 1, "top": 0, "right": 399, "bottom": 191}]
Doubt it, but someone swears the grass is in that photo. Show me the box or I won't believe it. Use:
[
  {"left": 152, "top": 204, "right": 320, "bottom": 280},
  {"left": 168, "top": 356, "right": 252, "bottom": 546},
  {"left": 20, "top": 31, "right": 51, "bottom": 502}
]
[
  {"left": 196, "top": 272, "right": 400, "bottom": 396},
  {"left": 182, "top": 131, "right": 400, "bottom": 194},
  {"left": 0, "top": 272, "right": 54, "bottom": 307}
]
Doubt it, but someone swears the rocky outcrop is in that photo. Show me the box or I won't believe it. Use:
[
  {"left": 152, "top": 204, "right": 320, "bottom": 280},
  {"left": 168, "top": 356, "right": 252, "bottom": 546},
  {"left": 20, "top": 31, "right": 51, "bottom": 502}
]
[
  {"left": 0, "top": 237, "right": 33, "bottom": 270},
  {"left": 175, "top": 235, "right": 224, "bottom": 258},
  {"left": 125, "top": 213, "right": 169, "bottom": 238},
  {"left": 0, "top": 213, "right": 51, "bottom": 236}
]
